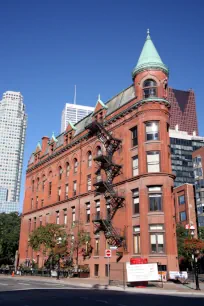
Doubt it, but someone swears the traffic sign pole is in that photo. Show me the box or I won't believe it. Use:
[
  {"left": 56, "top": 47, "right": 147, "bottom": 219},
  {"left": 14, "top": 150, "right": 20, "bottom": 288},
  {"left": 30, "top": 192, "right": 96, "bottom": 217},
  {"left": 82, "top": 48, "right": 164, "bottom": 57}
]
[{"left": 108, "top": 256, "right": 110, "bottom": 286}]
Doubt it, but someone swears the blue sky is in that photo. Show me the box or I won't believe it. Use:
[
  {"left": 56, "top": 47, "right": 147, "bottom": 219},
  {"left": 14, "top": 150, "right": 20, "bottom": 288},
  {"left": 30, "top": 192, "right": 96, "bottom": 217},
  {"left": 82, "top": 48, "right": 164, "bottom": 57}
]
[{"left": 0, "top": 0, "right": 203, "bottom": 209}]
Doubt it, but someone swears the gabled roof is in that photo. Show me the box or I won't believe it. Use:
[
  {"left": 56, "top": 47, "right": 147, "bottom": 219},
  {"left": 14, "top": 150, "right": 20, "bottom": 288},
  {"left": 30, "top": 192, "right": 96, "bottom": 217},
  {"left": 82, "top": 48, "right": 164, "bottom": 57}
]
[
  {"left": 65, "top": 121, "right": 77, "bottom": 133},
  {"left": 50, "top": 132, "right": 58, "bottom": 143},
  {"left": 132, "top": 30, "right": 168, "bottom": 78},
  {"left": 92, "top": 94, "right": 108, "bottom": 116},
  {"left": 36, "top": 141, "right": 42, "bottom": 152}
]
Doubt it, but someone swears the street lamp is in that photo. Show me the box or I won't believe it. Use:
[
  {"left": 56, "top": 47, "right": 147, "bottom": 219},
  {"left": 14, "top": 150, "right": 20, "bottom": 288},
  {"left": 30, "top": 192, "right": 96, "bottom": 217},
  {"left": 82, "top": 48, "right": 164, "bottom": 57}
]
[
  {"left": 56, "top": 237, "right": 62, "bottom": 280},
  {"left": 189, "top": 226, "right": 200, "bottom": 291}
]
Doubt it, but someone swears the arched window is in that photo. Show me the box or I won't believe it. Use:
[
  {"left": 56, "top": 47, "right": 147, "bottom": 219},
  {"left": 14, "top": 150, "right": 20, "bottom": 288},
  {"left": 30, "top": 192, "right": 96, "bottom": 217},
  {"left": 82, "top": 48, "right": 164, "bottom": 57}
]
[
  {"left": 74, "top": 158, "right": 78, "bottom": 173},
  {"left": 48, "top": 170, "right": 52, "bottom": 180},
  {"left": 36, "top": 177, "right": 40, "bottom": 191},
  {"left": 42, "top": 175, "right": 46, "bottom": 191},
  {"left": 59, "top": 166, "right": 63, "bottom": 180},
  {"left": 96, "top": 146, "right": 102, "bottom": 157},
  {"left": 143, "top": 79, "right": 157, "bottom": 98},
  {"left": 66, "top": 162, "right": 70, "bottom": 177},
  {"left": 32, "top": 180, "right": 35, "bottom": 192},
  {"left": 87, "top": 151, "right": 92, "bottom": 167}
]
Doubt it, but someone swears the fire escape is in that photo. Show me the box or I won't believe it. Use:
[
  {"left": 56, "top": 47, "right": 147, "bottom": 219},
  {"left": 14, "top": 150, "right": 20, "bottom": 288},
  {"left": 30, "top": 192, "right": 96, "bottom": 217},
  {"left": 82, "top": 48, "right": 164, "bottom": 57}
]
[{"left": 85, "top": 121, "right": 126, "bottom": 251}]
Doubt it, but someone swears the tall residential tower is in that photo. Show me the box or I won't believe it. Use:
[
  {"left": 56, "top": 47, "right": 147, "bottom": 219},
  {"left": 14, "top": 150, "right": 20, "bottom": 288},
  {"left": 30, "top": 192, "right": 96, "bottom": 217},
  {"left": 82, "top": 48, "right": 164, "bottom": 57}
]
[{"left": 0, "top": 91, "right": 27, "bottom": 213}]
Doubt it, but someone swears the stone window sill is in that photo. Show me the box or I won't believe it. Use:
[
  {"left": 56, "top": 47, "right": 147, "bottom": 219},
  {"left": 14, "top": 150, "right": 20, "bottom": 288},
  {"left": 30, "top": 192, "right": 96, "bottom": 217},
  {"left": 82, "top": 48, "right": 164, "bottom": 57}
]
[
  {"left": 147, "top": 211, "right": 164, "bottom": 216},
  {"left": 149, "top": 254, "right": 167, "bottom": 257},
  {"left": 132, "top": 214, "right": 140, "bottom": 218}
]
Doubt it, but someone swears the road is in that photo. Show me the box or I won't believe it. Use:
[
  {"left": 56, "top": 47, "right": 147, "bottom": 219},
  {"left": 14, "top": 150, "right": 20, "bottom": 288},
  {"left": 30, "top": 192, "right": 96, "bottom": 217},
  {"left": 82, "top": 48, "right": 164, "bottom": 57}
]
[{"left": 0, "top": 277, "right": 203, "bottom": 306}]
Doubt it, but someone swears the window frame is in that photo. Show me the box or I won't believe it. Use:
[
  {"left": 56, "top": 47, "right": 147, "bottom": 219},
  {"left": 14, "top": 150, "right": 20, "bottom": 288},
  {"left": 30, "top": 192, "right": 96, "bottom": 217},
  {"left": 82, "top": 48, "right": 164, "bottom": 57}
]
[
  {"left": 133, "top": 226, "right": 140, "bottom": 254},
  {"left": 132, "top": 188, "right": 139, "bottom": 214},
  {"left": 178, "top": 194, "right": 185, "bottom": 205},
  {"left": 132, "top": 155, "right": 139, "bottom": 177},
  {"left": 149, "top": 224, "right": 165, "bottom": 254},
  {"left": 74, "top": 159, "right": 78, "bottom": 174},
  {"left": 145, "top": 121, "right": 159, "bottom": 141},
  {"left": 143, "top": 79, "right": 157, "bottom": 99},
  {"left": 87, "top": 151, "right": 92, "bottom": 167},
  {"left": 59, "top": 166, "right": 63, "bottom": 180},
  {"left": 65, "top": 183, "right": 69, "bottom": 200},
  {"left": 131, "top": 126, "right": 138, "bottom": 147},
  {"left": 148, "top": 186, "right": 162, "bottom": 212},
  {"left": 147, "top": 151, "right": 160, "bottom": 173},
  {"left": 180, "top": 211, "right": 187, "bottom": 222}
]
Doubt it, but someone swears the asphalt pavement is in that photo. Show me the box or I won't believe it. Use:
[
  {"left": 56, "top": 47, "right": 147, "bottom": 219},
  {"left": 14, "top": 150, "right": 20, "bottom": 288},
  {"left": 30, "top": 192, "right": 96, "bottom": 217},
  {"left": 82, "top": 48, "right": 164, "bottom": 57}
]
[{"left": 0, "top": 277, "right": 204, "bottom": 306}]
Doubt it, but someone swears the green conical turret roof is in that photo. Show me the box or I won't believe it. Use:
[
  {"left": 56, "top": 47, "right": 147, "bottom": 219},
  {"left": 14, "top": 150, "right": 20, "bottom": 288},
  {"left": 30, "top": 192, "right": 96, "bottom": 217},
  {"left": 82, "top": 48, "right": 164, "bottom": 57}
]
[{"left": 132, "top": 30, "right": 168, "bottom": 78}]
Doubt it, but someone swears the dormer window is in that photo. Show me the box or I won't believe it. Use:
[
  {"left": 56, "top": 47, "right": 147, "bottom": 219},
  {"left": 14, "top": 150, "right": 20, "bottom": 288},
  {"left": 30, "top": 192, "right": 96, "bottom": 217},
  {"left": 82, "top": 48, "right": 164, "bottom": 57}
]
[
  {"left": 143, "top": 79, "right": 157, "bottom": 98},
  {"left": 65, "top": 134, "right": 68, "bottom": 145},
  {"left": 51, "top": 144, "right": 54, "bottom": 153}
]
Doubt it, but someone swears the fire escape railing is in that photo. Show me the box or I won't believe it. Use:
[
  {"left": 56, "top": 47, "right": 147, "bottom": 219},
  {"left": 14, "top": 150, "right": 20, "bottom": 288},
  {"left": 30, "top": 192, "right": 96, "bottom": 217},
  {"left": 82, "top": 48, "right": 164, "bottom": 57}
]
[{"left": 85, "top": 121, "right": 126, "bottom": 253}]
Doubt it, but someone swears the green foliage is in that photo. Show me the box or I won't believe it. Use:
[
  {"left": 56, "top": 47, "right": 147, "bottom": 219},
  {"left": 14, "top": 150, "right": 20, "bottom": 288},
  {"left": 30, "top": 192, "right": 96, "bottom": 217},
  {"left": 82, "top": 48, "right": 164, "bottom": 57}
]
[
  {"left": 0, "top": 212, "right": 21, "bottom": 265},
  {"left": 29, "top": 223, "right": 68, "bottom": 267},
  {"left": 199, "top": 227, "right": 204, "bottom": 240},
  {"left": 29, "top": 223, "right": 67, "bottom": 253},
  {"left": 176, "top": 223, "right": 190, "bottom": 259}
]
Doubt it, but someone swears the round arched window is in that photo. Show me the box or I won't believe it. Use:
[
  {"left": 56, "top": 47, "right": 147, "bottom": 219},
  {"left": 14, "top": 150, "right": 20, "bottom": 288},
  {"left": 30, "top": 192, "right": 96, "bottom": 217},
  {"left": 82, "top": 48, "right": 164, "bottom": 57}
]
[
  {"left": 87, "top": 151, "right": 92, "bottom": 167},
  {"left": 143, "top": 79, "right": 157, "bottom": 98}
]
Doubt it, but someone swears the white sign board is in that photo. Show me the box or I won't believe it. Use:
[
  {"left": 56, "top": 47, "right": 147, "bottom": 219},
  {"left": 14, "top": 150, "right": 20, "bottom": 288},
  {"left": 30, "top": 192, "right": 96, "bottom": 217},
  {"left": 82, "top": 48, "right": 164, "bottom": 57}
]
[
  {"left": 110, "top": 246, "right": 117, "bottom": 250},
  {"left": 169, "top": 271, "right": 188, "bottom": 280},
  {"left": 126, "top": 263, "right": 158, "bottom": 282}
]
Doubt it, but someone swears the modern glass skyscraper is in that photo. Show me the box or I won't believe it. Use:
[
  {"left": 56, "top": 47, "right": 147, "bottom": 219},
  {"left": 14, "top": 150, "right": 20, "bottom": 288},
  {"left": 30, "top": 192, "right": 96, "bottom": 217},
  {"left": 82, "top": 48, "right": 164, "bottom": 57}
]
[
  {"left": 0, "top": 91, "right": 27, "bottom": 213},
  {"left": 61, "top": 103, "right": 94, "bottom": 132},
  {"left": 169, "top": 129, "right": 204, "bottom": 187}
]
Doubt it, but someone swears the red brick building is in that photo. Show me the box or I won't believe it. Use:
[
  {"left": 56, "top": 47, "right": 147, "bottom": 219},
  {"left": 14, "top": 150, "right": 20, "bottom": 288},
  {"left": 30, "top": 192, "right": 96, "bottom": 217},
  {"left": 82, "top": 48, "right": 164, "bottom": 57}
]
[
  {"left": 168, "top": 88, "right": 198, "bottom": 136},
  {"left": 19, "top": 31, "right": 179, "bottom": 276},
  {"left": 173, "top": 184, "right": 198, "bottom": 237}
]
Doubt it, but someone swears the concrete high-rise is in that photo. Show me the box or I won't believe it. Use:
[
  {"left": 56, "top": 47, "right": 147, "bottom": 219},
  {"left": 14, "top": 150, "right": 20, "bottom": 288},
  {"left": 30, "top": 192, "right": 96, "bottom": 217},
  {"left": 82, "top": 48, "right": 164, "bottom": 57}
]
[
  {"left": 0, "top": 91, "right": 27, "bottom": 213},
  {"left": 61, "top": 103, "right": 94, "bottom": 133}
]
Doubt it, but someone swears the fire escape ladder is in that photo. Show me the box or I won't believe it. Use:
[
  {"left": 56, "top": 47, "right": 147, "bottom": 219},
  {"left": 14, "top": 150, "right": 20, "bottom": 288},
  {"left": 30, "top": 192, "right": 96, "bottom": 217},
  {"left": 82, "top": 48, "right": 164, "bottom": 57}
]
[{"left": 86, "top": 120, "right": 126, "bottom": 250}]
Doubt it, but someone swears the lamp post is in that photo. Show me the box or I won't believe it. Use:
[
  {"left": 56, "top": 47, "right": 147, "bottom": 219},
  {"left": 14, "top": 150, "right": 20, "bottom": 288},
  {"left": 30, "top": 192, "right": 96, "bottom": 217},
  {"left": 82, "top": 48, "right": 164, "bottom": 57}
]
[
  {"left": 189, "top": 226, "right": 200, "bottom": 291},
  {"left": 56, "top": 237, "right": 62, "bottom": 280}
]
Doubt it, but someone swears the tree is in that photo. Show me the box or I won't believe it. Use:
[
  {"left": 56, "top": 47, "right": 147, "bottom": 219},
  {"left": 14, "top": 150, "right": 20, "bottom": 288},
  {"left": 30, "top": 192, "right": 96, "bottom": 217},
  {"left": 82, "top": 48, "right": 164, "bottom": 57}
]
[
  {"left": 176, "top": 223, "right": 189, "bottom": 259},
  {"left": 0, "top": 213, "right": 21, "bottom": 265},
  {"left": 184, "top": 238, "right": 204, "bottom": 254},
  {"left": 29, "top": 223, "right": 68, "bottom": 268},
  {"left": 198, "top": 227, "right": 204, "bottom": 240},
  {"left": 67, "top": 226, "right": 92, "bottom": 267},
  {"left": 176, "top": 223, "right": 192, "bottom": 270}
]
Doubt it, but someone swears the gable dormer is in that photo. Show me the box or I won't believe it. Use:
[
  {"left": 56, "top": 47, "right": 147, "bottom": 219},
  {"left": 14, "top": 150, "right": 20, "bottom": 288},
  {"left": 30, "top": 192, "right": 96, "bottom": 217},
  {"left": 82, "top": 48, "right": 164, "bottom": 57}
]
[
  {"left": 49, "top": 132, "right": 58, "bottom": 154},
  {"left": 92, "top": 94, "right": 108, "bottom": 122},
  {"left": 33, "top": 141, "right": 42, "bottom": 163},
  {"left": 64, "top": 121, "right": 76, "bottom": 145}
]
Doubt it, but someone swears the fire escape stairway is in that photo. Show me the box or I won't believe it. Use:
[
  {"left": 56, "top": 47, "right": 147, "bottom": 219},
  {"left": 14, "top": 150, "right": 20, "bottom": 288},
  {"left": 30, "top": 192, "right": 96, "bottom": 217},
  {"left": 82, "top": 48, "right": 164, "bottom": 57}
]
[{"left": 85, "top": 120, "right": 125, "bottom": 250}]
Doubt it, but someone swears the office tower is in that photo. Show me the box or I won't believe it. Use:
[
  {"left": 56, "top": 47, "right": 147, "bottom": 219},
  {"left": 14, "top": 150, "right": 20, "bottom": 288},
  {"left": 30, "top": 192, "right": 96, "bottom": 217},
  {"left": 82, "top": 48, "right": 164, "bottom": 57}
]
[
  {"left": 192, "top": 147, "right": 204, "bottom": 227},
  {"left": 0, "top": 91, "right": 27, "bottom": 213},
  {"left": 169, "top": 129, "right": 204, "bottom": 187},
  {"left": 169, "top": 88, "right": 198, "bottom": 135},
  {"left": 61, "top": 103, "right": 94, "bottom": 133}
]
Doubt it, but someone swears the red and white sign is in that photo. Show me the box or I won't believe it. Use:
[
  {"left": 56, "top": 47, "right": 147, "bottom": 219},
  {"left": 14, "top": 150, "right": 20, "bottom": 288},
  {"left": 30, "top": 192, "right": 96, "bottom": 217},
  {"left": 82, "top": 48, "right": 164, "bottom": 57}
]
[{"left": 105, "top": 249, "right": 112, "bottom": 258}]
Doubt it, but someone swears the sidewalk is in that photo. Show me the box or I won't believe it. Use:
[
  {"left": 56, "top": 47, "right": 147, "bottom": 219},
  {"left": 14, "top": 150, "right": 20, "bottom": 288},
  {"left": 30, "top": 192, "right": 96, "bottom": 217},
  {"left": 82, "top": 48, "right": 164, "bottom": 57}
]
[{"left": 1, "top": 274, "right": 204, "bottom": 297}]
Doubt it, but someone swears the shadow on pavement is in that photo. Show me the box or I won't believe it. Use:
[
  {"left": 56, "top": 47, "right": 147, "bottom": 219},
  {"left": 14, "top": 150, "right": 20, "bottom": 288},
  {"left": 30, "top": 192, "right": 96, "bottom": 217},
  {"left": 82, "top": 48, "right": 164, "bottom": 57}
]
[{"left": 0, "top": 288, "right": 203, "bottom": 306}]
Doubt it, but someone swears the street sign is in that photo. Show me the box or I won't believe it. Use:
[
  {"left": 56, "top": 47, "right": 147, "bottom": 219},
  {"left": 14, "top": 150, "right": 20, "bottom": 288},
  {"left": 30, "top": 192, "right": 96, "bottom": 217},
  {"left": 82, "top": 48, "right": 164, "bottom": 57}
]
[
  {"left": 105, "top": 249, "right": 112, "bottom": 258},
  {"left": 110, "top": 246, "right": 117, "bottom": 250}
]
